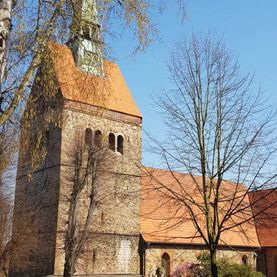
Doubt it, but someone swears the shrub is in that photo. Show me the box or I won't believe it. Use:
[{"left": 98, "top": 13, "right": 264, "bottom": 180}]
[
  {"left": 172, "top": 262, "right": 199, "bottom": 277},
  {"left": 196, "top": 252, "right": 264, "bottom": 277},
  {"left": 218, "top": 260, "right": 264, "bottom": 277}
]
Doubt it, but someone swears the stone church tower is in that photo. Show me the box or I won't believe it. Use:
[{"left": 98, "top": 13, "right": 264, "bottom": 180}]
[{"left": 9, "top": 1, "right": 142, "bottom": 276}]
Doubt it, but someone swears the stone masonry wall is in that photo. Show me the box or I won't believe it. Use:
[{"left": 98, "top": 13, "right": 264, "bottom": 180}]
[
  {"left": 9, "top": 126, "right": 62, "bottom": 277},
  {"left": 54, "top": 233, "right": 140, "bottom": 275},
  {"left": 54, "top": 100, "right": 142, "bottom": 275},
  {"left": 144, "top": 245, "right": 257, "bottom": 277}
]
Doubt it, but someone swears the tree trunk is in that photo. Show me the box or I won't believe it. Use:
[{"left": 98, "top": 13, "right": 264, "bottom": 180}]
[
  {"left": 0, "top": 0, "right": 16, "bottom": 87},
  {"left": 210, "top": 249, "right": 218, "bottom": 277},
  {"left": 63, "top": 257, "right": 75, "bottom": 277},
  {"left": 63, "top": 194, "right": 78, "bottom": 277}
]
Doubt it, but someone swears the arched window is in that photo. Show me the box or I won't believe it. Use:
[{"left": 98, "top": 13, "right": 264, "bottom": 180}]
[
  {"left": 85, "top": 128, "right": 92, "bottom": 145},
  {"left": 94, "top": 130, "right": 102, "bottom": 147},
  {"left": 242, "top": 255, "right": 248, "bottom": 266},
  {"left": 161, "top": 252, "right": 170, "bottom": 277},
  {"left": 92, "top": 249, "right": 96, "bottom": 262},
  {"left": 117, "top": 135, "right": 124, "bottom": 155},
  {"left": 109, "top": 133, "right": 115, "bottom": 151},
  {"left": 45, "top": 130, "right": 50, "bottom": 146}
]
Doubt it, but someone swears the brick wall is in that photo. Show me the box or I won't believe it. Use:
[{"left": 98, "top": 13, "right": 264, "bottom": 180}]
[{"left": 264, "top": 247, "right": 277, "bottom": 277}]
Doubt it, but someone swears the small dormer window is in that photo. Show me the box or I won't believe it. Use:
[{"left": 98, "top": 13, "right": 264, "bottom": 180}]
[
  {"left": 117, "top": 135, "right": 123, "bottom": 155},
  {"left": 109, "top": 133, "right": 115, "bottom": 152},
  {"left": 85, "top": 128, "right": 92, "bottom": 146}
]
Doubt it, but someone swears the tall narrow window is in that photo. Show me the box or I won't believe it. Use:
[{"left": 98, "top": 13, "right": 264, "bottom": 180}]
[
  {"left": 117, "top": 135, "right": 124, "bottom": 155},
  {"left": 92, "top": 249, "right": 96, "bottom": 262},
  {"left": 242, "top": 255, "right": 248, "bottom": 265},
  {"left": 109, "top": 133, "right": 115, "bottom": 151},
  {"left": 45, "top": 130, "right": 50, "bottom": 147},
  {"left": 85, "top": 128, "right": 92, "bottom": 145},
  {"left": 161, "top": 253, "right": 170, "bottom": 277},
  {"left": 94, "top": 130, "right": 102, "bottom": 147}
]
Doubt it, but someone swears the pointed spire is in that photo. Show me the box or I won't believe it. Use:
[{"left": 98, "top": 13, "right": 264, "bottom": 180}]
[{"left": 69, "top": 0, "right": 104, "bottom": 76}]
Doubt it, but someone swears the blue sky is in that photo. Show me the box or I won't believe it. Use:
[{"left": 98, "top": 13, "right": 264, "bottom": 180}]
[{"left": 106, "top": 0, "right": 277, "bottom": 166}]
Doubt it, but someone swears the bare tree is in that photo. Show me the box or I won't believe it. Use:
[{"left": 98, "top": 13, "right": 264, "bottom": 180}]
[
  {"left": 148, "top": 34, "right": 277, "bottom": 277},
  {"left": 63, "top": 136, "right": 111, "bottom": 277}
]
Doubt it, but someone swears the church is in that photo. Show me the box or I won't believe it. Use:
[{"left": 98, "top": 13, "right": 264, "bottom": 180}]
[{"left": 8, "top": 1, "right": 276, "bottom": 277}]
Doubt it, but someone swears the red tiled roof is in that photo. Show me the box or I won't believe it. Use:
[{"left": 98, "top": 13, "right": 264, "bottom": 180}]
[
  {"left": 140, "top": 168, "right": 260, "bottom": 248},
  {"left": 249, "top": 189, "right": 277, "bottom": 247},
  {"left": 47, "top": 41, "right": 142, "bottom": 118}
]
